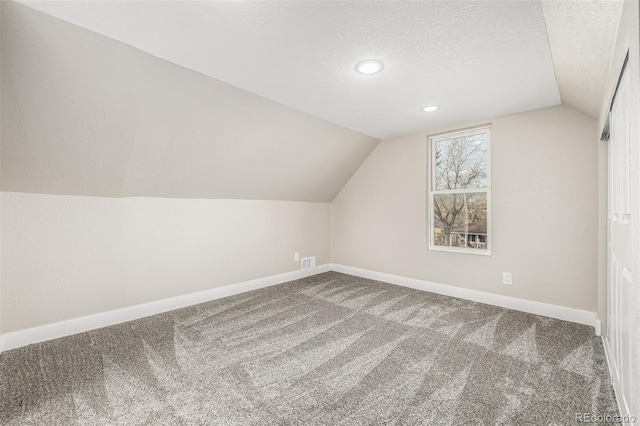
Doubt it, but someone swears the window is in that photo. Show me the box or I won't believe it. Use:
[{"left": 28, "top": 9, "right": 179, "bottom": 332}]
[{"left": 429, "top": 126, "right": 491, "bottom": 255}]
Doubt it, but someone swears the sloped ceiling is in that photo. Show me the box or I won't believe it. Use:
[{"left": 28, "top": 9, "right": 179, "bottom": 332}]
[
  {"left": 1, "top": 2, "right": 378, "bottom": 201},
  {"left": 1, "top": 1, "right": 625, "bottom": 201},
  {"left": 541, "top": 0, "right": 624, "bottom": 119},
  {"left": 16, "top": 0, "right": 562, "bottom": 140}
]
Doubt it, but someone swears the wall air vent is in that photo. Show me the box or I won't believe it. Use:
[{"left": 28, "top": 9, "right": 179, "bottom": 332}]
[{"left": 301, "top": 256, "right": 316, "bottom": 270}]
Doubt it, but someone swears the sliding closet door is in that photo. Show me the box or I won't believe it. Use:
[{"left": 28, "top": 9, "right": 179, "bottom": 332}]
[{"left": 607, "top": 63, "right": 633, "bottom": 419}]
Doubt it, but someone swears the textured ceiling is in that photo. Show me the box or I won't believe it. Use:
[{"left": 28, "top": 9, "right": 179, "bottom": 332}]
[
  {"left": 541, "top": 0, "right": 624, "bottom": 119},
  {"left": 18, "top": 0, "right": 561, "bottom": 139},
  {"left": 3, "top": 1, "right": 624, "bottom": 201},
  {"left": 1, "top": 2, "right": 378, "bottom": 201}
]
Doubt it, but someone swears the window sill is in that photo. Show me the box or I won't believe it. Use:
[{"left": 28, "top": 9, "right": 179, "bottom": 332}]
[{"left": 428, "top": 245, "right": 492, "bottom": 256}]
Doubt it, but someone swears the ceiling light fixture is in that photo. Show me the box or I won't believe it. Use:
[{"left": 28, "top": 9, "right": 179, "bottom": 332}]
[
  {"left": 421, "top": 105, "right": 439, "bottom": 112},
  {"left": 356, "top": 59, "right": 384, "bottom": 75}
]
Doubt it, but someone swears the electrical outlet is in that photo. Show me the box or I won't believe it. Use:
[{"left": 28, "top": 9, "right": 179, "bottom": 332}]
[
  {"left": 502, "top": 272, "right": 512, "bottom": 285},
  {"left": 294, "top": 252, "right": 300, "bottom": 262}
]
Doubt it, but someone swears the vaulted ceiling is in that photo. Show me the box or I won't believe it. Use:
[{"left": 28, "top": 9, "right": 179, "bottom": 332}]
[
  {"left": 16, "top": 0, "right": 624, "bottom": 139},
  {"left": 541, "top": 0, "right": 624, "bottom": 120},
  {"left": 1, "top": 1, "right": 624, "bottom": 201},
  {"left": 1, "top": 2, "right": 378, "bottom": 201},
  {"left": 15, "top": 0, "right": 564, "bottom": 140}
]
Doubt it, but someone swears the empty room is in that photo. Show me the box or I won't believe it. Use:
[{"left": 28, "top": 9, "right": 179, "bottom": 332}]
[{"left": 0, "top": 0, "right": 638, "bottom": 424}]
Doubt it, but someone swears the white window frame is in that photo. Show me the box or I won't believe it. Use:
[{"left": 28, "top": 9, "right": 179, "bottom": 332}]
[{"left": 428, "top": 126, "right": 492, "bottom": 256}]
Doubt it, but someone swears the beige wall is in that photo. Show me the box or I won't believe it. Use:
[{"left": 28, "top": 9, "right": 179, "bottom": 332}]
[
  {"left": 0, "top": 1, "right": 346, "bottom": 336},
  {"left": 1, "top": 192, "right": 330, "bottom": 333},
  {"left": 332, "top": 105, "right": 598, "bottom": 312}
]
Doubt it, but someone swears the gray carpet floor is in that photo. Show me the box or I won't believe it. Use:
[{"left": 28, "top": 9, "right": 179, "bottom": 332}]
[{"left": 1, "top": 272, "right": 619, "bottom": 425}]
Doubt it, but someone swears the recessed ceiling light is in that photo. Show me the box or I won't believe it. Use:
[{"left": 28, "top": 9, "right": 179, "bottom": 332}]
[
  {"left": 421, "top": 105, "right": 439, "bottom": 112},
  {"left": 356, "top": 60, "right": 384, "bottom": 75}
]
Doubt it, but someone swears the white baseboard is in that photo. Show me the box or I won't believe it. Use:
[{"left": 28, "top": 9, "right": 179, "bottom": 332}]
[
  {"left": 0, "top": 264, "right": 330, "bottom": 352},
  {"left": 0, "top": 263, "right": 598, "bottom": 352},
  {"left": 330, "top": 263, "right": 597, "bottom": 328}
]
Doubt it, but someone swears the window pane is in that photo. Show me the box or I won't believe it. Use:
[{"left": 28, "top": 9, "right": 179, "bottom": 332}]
[
  {"left": 434, "top": 133, "right": 488, "bottom": 190},
  {"left": 433, "top": 192, "right": 488, "bottom": 250}
]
